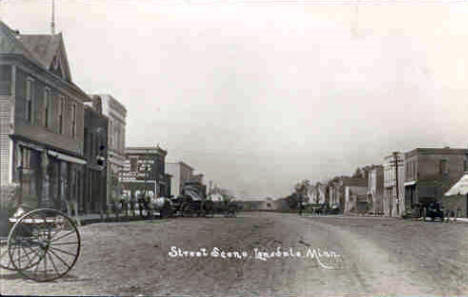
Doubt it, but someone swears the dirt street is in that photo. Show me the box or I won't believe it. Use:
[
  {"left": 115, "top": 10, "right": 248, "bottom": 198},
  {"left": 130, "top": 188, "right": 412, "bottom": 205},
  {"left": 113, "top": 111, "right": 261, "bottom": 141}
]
[{"left": 1, "top": 212, "right": 467, "bottom": 296}]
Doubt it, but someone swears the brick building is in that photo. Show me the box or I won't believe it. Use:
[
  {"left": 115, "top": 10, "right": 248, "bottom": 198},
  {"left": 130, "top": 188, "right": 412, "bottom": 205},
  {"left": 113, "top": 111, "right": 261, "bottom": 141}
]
[
  {"left": 83, "top": 97, "right": 108, "bottom": 213},
  {"left": 90, "top": 94, "right": 126, "bottom": 205},
  {"left": 404, "top": 147, "right": 468, "bottom": 211},
  {"left": 0, "top": 21, "right": 89, "bottom": 211},
  {"left": 120, "top": 146, "right": 170, "bottom": 200}
]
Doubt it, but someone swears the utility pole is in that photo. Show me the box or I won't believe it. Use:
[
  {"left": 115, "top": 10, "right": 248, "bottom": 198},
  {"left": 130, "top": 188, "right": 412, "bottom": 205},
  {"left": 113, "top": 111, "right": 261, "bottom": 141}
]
[{"left": 393, "top": 152, "right": 400, "bottom": 216}]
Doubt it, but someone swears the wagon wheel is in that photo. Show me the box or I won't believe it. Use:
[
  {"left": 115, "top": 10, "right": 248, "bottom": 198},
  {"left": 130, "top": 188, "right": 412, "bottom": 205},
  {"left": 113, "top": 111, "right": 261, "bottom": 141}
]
[
  {"left": 160, "top": 203, "right": 173, "bottom": 219},
  {"left": 0, "top": 240, "right": 16, "bottom": 270},
  {"left": 203, "top": 201, "right": 215, "bottom": 218},
  {"left": 1, "top": 238, "right": 41, "bottom": 270},
  {"left": 224, "top": 205, "right": 237, "bottom": 218},
  {"left": 181, "top": 203, "right": 196, "bottom": 217},
  {"left": 7, "top": 208, "right": 81, "bottom": 282}
]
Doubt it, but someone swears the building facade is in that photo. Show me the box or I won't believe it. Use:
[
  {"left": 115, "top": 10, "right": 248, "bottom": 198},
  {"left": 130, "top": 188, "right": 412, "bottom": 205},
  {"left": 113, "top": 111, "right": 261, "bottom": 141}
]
[
  {"left": 343, "top": 178, "right": 368, "bottom": 214},
  {"left": 404, "top": 147, "right": 468, "bottom": 211},
  {"left": 91, "top": 94, "right": 126, "bottom": 205},
  {"left": 368, "top": 165, "right": 384, "bottom": 215},
  {"left": 327, "top": 180, "right": 341, "bottom": 208},
  {"left": 83, "top": 97, "right": 108, "bottom": 213},
  {"left": 120, "top": 146, "right": 168, "bottom": 200},
  {"left": 383, "top": 152, "right": 405, "bottom": 217},
  {"left": 317, "top": 183, "right": 328, "bottom": 205},
  {"left": 308, "top": 183, "right": 319, "bottom": 204},
  {"left": 165, "top": 161, "right": 194, "bottom": 198},
  {"left": 0, "top": 21, "right": 89, "bottom": 212}
]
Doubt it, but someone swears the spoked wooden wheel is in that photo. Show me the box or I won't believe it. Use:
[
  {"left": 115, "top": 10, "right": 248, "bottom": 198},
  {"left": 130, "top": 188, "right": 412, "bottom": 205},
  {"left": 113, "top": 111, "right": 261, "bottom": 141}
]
[
  {"left": 181, "top": 203, "right": 196, "bottom": 217},
  {"left": 0, "top": 240, "right": 16, "bottom": 270},
  {"left": 7, "top": 208, "right": 81, "bottom": 282}
]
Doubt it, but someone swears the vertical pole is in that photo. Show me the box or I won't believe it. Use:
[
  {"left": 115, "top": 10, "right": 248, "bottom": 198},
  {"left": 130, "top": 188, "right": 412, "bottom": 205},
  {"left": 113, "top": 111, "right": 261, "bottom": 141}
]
[{"left": 394, "top": 152, "right": 400, "bottom": 217}]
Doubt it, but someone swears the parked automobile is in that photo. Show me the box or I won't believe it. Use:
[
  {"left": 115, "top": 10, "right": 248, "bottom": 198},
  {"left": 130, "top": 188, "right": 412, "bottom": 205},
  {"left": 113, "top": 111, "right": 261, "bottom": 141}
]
[
  {"left": 423, "top": 201, "right": 444, "bottom": 222},
  {"left": 328, "top": 203, "right": 341, "bottom": 215}
]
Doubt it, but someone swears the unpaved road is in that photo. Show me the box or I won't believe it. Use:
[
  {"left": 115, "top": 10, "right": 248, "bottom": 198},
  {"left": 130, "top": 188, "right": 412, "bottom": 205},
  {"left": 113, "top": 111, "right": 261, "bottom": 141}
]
[{"left": 1, "top": 212, "right": 467, "bottom": 296}]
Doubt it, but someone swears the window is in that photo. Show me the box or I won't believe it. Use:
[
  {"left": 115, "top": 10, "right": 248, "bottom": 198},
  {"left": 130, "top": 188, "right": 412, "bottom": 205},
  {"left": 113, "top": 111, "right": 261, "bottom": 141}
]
[
  {"left": 130, "top": 158, "right": 137, "bottom": 172},
  {"left": 115, "top": 127, "right": 119, "bottom": 151},
  {"left": 84, "top": 128, "right": 89, "bottom": 153},
  {"left": 18, "top": 146, "right": 30, "bottom": 169},
  {"left": 25, "top": 78, "right": 34, "bottom": 123},
  {"left": 439, "top": 159, "right": 448, "bottom": 175},
  {"left": 71, "top": 103, "right": 76, "bottom": 138},
  {"left": 109, "top": 121, "right": 114, "bottom": 149},
  {"left": 43, "top": 88, "right": 51, "bottom": 128},
  {"left": 58, "top": 95, "right": 65, "bottom": 134},
  {"left": 464, "top": 159, "right": 468, "bottom": 172}
]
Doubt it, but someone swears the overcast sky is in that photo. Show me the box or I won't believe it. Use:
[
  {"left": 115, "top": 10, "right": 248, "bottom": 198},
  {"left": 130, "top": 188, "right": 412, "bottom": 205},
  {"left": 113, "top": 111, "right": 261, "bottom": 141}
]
[{"left": 2, "top": 0, "right": 468, "bottom": 199}]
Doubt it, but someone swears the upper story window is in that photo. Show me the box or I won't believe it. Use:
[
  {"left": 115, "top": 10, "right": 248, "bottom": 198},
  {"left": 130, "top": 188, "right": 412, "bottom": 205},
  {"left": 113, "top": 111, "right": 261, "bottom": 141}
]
[
  {"left": 25, "top": 78, "right": 34, "bottom": 123},
  {"left": 109, "top": 120, "right": 114, "bottom": 149},
  {"left": 58, "top": 95, "right": 65, "bottom": 134},
  {"left": 71, "top": 103, "right": 76, "bottom": 138},
  {"left": 43, "top": 88, "right": 51, "bottom": 128},
  {"left": 439, "top": 159, "right": 448, "bottom": 175},
  {"left": 114, "top": 126, "right": 118, "bottom": 150},
  {"left": 130, "top": 158, "right": 137, "bottom": 172}
]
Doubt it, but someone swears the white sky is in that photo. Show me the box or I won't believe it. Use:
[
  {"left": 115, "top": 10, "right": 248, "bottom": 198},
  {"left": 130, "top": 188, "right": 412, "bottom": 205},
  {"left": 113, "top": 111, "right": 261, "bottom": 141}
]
[{"left": 2, "top": 0, "right": 468, "bottom": 199}]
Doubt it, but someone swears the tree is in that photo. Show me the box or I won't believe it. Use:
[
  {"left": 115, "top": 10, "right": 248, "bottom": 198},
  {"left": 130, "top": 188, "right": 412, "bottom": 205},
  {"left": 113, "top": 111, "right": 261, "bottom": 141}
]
[
  {"left": 286, "top": 193, "right": 300, "bottom": 209},
  {"left": 211, "top": 186, "right": 235, "bottom": 204},
  {"left": 294, "top": 179, "right": 311, "bottom": 204},
  {"left": 352, "top": 168, "right": 364, "bottom": 179}
]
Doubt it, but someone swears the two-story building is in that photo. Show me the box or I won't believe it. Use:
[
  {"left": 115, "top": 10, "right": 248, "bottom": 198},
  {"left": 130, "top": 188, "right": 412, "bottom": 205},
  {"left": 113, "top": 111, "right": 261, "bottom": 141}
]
[
  {"left": 0, "top": 21, "right": 89, "bottom": 211},
  {"left": 317, "top": 183, "right": 328, "bottom": 205},
  {"left": 89, "top": 94, "right": 126, "bottom": 205},
  {"left": 120, "top": 146, "right": 169, "bottom": 200},
  {"left": 166, "top": 161, "right": 194, "bottom": 198},
  {"left": 83, "top": 96, "right": 108, "bottom": 213},
  {"left": 404, "top": 147, "right": 468, "bottom": 211},
  {"left": 343, "top": 177, "right": 368, "bottom": 214},
  {"left": 327, "top": 177, "right": 344, "bottom": 209},
  {"left": 307, "top": 183, "right": 319, "bottom": 205},
  {"left": 368, "top": 165, "right": 384, "bottom": 215}
]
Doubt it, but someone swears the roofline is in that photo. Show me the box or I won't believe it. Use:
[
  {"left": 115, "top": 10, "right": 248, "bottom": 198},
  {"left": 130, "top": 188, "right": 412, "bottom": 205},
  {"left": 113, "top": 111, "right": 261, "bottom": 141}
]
[
  {"left": 405, "top": 147, "right": 468, "bottom": 158},
  {"left": 165, "top": 161, "right": 194, "bottom": 170},
  {"left": 91, "top": 93, "right": 127, "bottom": 114},
  {"left": 2, "top": 54, "right": 91, "bottom": 102},
  {"left": 125, "top": 146, "right": 167, "bottom": 156}
]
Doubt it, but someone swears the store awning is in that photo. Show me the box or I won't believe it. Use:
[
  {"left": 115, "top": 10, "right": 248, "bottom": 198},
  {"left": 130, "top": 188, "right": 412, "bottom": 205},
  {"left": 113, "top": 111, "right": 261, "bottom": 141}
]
[
  {"left": 48, "top": 150, "right": 87, "bottom": 165},
  {"left": 404, "top": 181, "right": 416, "bottom": 186},
  {"left": 445, "top": 174, "right": 468, "bottom": 196}
]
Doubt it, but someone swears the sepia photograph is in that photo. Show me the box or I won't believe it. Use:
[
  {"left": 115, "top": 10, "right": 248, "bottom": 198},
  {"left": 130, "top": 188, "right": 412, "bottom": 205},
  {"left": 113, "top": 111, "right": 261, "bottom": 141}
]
[{"left": 0, "top": 0, "right": 467, "bottom": 296}]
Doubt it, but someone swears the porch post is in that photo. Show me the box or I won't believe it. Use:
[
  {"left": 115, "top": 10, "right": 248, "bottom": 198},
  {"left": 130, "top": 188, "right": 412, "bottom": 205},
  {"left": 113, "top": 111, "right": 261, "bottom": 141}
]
[{"left": 40, "top": 150, "right": 51, "bottom": 208}]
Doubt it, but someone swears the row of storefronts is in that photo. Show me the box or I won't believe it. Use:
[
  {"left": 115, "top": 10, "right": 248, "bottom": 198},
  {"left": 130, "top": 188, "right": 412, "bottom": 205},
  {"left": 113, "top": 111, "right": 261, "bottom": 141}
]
[
  {"left": 0, "top": 21, "right": 126, "bottom": 215},
  {"left": 305, "top": 148, "right": 468, "bottom": 217}
]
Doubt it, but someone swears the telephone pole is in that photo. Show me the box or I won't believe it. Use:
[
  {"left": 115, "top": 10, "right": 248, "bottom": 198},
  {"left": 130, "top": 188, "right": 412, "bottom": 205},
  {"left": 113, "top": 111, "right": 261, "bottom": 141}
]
[{"left": 393, "top": 152, "right": 400, "bottom": 216}]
